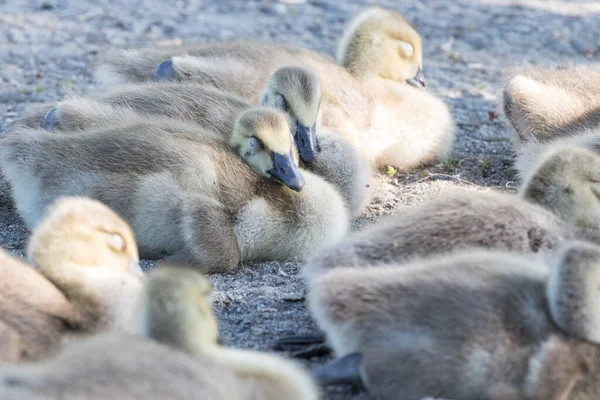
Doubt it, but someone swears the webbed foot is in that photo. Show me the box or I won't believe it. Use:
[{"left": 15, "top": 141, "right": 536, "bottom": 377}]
[
  {"left": 273, "top": 334, "right": 331, "bottom": 358},
  {"left": 314, "top": 352, "right": 364, "bottom": 387}
]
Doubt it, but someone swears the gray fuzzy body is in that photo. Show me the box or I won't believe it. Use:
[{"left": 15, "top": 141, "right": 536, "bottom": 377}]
[
  {"left": 305, "top": 190, "right": 576, "bottom": 281},
  {"left": 309, "top": 251, "right": 600, "bottom": 400},
  {"left": 0, "top": 121, "right": 349, "bottom": 272},
  {"left": 14, "top": 83, "right": 372, "bottom": 219},
  {"left": 0, "top": 335, "right": 241, "bottom": 399}
]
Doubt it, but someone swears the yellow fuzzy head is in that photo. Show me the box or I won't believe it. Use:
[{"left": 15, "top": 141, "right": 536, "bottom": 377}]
[
  {"left": 338, "top": 7, "right": 424, "bottom": 85},
  {"left": 27, "top": 196, "right": 140, "bottom": 275},
  {"left": 231, "top": 107, "right": 305, "bottom": 191}
]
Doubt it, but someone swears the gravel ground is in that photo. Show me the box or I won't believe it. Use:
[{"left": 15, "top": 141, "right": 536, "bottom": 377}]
[{"left": 1, "top": 0, "right": 600, "bottom": 398}]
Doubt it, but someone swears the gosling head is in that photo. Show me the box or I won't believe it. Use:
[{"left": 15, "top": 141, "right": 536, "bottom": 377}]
[
  {"left": 139, "top": 266, "right": 219, "bottom": 353},
  {"left": 547, "top": 241, "right": 600, "bottom": 344},
  {"left": 260, "top": 66, "right": 322, "bottom": 163},
  {"left": 337, "top": 7, "right": 425, "bottom": 87},
  {"left": 231, "top": 107, "right": 305, "bottom": 192},
  {"left": 27, "top": 196, "right": 141, "bottom": 277},
  {"left": 520, "top": 145, "right": 600, "bottom": 231}
]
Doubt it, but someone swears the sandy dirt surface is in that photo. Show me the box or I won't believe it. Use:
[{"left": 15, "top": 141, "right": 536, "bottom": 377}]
[{"left": 1, "top": 0, "right": 600, "bottom": 398}]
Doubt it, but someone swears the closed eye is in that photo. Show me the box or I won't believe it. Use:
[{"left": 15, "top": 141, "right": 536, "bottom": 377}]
[
  {"left": 397, "top": 41, "right": 414, "bottom": 58},
  {"left": 108, "top": 232, "right": 126, "bottom": 252}
]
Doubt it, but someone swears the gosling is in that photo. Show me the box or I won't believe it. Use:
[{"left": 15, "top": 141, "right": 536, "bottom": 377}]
[
  {"left": 22, "top": 66, "right": 322, "bottom": 164},
  {"left": 16, "top": 69, "right": 371, "bottom": 217},
  {"left": 0, "top": 266, "right": 320, "bottom": 400},
  {"left": 307, "top": 243, "right": 600, "bottom": 400},
  {"left": 94, "top": 7, "right": 455, "bottom": 172},
  {"left": 0, "top": 108, "right": 349, "bottom": 272},
  {"left": 0, "top": 196, "right": 142, "bottom": 363},
  {"left": 305, "top": 143, "right": 600, "bottom": 281}
]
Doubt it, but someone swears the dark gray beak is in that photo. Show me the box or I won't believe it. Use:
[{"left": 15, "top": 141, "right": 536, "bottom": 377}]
[
  {"left": 295, "top": 123, "right": 319, "bottom": 163},
  {"left": 268, "top": 152, "right": 305, "bottom": 192},
  {"left": 407, "top": 67, "right": 426, "bottom": 88},
  {"left": 155, "top": 59, "right": 177, "bottom": 82}
]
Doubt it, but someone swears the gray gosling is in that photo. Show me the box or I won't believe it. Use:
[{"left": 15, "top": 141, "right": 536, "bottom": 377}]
[
  {"left": 0, "top": 266, "right": 320, "bottom": 400},
  {"left": 17, "top": 68, "right": 371, "bottom": 217},
  {"left": 140, "top": 267, "right": 320, "bottom": 400},
  {"left": 306, "top": 244, "right": 600, "bottom": 400},
  {"left": 304, "top": 143, "right": 600, "bottom": 282},
  {"left": 0, "top": 108, "right": 349, "bottom": 272},
  {"left": 27, "top": 66, "right": 322, "bottom": 163},
  {"left": 0, "top": 196, "right": 142, "bottom": 363},
  {"left": 278, "top": 143, "right": 600, "bottom": 357},
  {"left": 94, "top": 7, "right": 455, "bottom": 172}
]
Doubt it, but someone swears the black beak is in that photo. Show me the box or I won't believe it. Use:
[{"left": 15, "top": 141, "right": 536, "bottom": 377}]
[
  {"left": 155, "top": 59, "right": 177, "bottom": 82},
  {"left": 295, "top": 123, "right": 319, "bottom": 163},
  {"left": 268, "top": 152, "right": 305, "bottom": 192},
  {"left": 217, "top": 335, "right": 226, "bottom": 345},
  {"left": 407, "top": 67, "right": 426, "bottom": 88}
]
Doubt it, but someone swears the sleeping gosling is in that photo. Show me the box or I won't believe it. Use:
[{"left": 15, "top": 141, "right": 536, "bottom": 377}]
[
  {"left": 0, "top": 196, "right": 142, "bottom": 363},
  {"left": 0, "top": 266, "right": 319, "bottom": 400},
  {"left": 93, "top": 7, "right": 455, "bottom": 172},
  {"left": 0, "top": 109, "right": 349, "bottom": 272},
  {"left": 305, "top": 143, "right": 600, "bottom": 281},
  {"left": 307, "top": 244, "right": 600, "bottom": 400},
  {"left": 16, "top": 68, "right": 371, "bottom": 217},
  {"left": 25, "top": 66, "right": 322, "bottom": 164}
]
